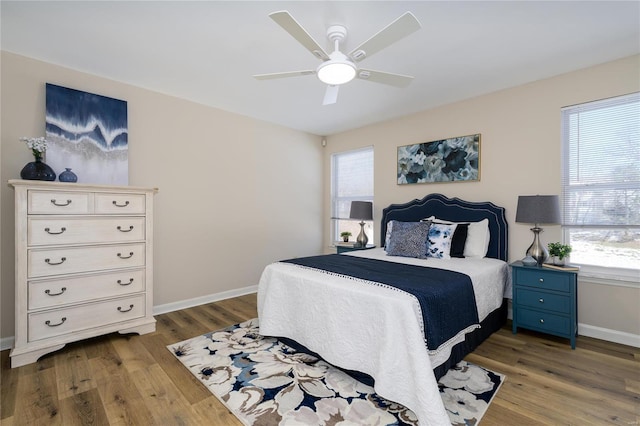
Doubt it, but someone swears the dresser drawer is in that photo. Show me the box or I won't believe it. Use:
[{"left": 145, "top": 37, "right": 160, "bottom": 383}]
[
  {"left": 516, "top": 307, "right": 570, "bottom": 335},
  {"left": 28, "top": 294, "right": 145, "bottom": 341},
  {"left": 28, "top": 191, "right": 91, "bottom": 214},
  {"left": 514, "top": 268, "right": 571, "bottom": 293},
  {"left": 29, "top": 269, "right": 145, "bottom": 310},
  {"left": 28, "top": 243, "right": 145, "bottom": 278},
  {"left": 28, "top": 217, "right": 145, "bottom": 246},
  {"left": 95, "top": 193, "right": 146, "bottom": 214},
  {"left": 515, "top": 288, "right": 571, "bottom": 314}
]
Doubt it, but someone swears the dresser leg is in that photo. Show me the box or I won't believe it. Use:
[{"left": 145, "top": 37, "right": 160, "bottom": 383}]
[
  {"left": 10, "top": 344, "right": 66, "bottom": 368},
  {"left": 118, "top": 322, "right": 156, "bottom": 336}
]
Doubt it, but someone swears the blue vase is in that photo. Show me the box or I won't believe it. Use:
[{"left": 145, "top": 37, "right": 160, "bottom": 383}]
[
  {"left": 59, "top": 168, "right": 78, "bottom": 183},
  {"left": 20, "top": 158, "right": 56, "bottom": 181}
]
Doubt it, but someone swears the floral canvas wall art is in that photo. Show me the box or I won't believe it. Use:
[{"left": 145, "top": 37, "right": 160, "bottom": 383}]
[
  {"left": 45, "top": 83, "right": 128, "bottom": 185},
  {"left": 397, "top": 134, "right": 480, "bottom": 184}
]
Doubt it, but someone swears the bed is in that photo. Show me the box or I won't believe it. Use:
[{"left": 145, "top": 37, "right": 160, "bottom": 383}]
[{"left": 257, "top": 193, "right": 510, "bottom": 426}]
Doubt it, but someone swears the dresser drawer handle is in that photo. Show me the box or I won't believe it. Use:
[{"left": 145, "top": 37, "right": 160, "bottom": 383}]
[
  {"left": 118, "top": 304, "right": 134, "bottom": 313},
  {"left": 45, "top": 317, "right": 67, "bottom": 327},
  {"left": 117, "top": 225, "right": 134, "bottom": 232},
  {"left": 112, "top": 200, "right": 130, "bottom": 208},
  {"left": 117, "top": 278, "right": 134, "bottom": 286},
  {"left": 45, "top": 287, "right": 67, "bottom": 296},
  {"left": 45, "top": 257, "right": 67, "bottom": 265},
  {"left": 539, "top": 298, "right": 544, "bottom": 303},
  {"left": 538, "top": 278, "right": 544, "bottom": 283},
  {"left": 51, "top": 199, "right": 72, "bottom": 207},
  {"left": 117, "top": 252, "right": 134, "bottom": 259},
  {"left": 539, "top": 319, "right": 545, "bottom": 324},
  {"left": 44, "top": 227, "right": 66, "bottom": 235}
]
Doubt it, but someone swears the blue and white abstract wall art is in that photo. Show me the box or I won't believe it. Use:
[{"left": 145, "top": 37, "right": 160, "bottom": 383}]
[
  {"left": 45, "top": 83, "right": 128, "bottom": 185},
  {"left": 397, "top": 134, "right": 480, "bottom": 184}
]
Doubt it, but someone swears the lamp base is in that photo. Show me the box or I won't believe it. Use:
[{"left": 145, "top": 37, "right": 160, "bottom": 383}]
[
  {"left": 526, "top": 226, "right": 548, "bottom": 266},
  {"left": 354, "top": 221, "right": 368, "bottom": 248}
]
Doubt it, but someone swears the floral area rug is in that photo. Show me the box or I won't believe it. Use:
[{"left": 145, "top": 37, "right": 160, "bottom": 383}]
[{"left": 167, "top": 319, "right": 504, "bottom": 425}]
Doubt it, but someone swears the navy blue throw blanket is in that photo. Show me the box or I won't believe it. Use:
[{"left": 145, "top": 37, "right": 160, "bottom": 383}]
[{"left": 281, "top": 254, "right": 479, "bottom": 349}]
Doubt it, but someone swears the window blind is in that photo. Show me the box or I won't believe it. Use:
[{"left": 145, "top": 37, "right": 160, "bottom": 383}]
[{"left": 561, "top": 92, "right": 640, "bottom": 227}]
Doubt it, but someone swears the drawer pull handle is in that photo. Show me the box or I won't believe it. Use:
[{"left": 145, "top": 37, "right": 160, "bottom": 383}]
[
  {"left": 118, "top": 304, "right": 134, "bottom": 313},
  {"left": 45, "top": 317, "right": 67, "bottom": 327},
  {"left": 117, "top": 278, "right": 134, "bottom": 286},
  {"left": 117, "top": 225, "right": 134, "bottom": 232},
  {"left": 45, "top": 257, "right": 67, "bottom": 265},
  {"left": 539, "top": 319, "right": 545, "bottom": 324},
  {"left": 51, "top": 199, "right": 72, "bottom": 207},
  {"left": 44, "top": 227, "right": 66, "bottom": 235},
  {"left": 539, "top": 298, "right": 544, "bottom": 303},
  {"left": 539, "top": 278, "right": 544, "bottom": 282},
  {"left": 113, "top": 201, "right": 130, "bottom": 208},
  {"left": 45, "top": 287, "right": 67, "bottom": 296},
  {"left": 117, "top": 252, "right": 134, "bottom": 259}
]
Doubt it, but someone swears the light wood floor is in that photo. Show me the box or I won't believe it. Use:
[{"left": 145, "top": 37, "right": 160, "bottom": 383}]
[{"left": 1, "top": 293, "right": 638, "bottom": 425}]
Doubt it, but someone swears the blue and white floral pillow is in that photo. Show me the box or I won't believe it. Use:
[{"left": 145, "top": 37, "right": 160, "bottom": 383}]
[
  {"left": 386, "top": 220, "right": 431, "bottom": 258},
  {"left": 427, "top": 223, "right": 458, "bottom": 259}
]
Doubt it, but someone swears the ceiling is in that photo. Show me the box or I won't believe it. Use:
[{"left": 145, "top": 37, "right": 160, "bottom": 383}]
[{"left": 2, "top": 1, "right": 639, "bottom": 136}]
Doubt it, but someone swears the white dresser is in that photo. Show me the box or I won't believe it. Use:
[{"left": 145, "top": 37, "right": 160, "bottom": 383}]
[{"left": 9, "top": 180, "right": 158, "bottom": 368}]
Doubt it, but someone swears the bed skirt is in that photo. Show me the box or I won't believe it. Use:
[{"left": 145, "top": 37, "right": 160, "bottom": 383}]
[
  {"left": 277, "top": 298, "right": 507, "bottom": 387},
  {"left": 432, "top": 298, "right": 508, "bottom": 380}
]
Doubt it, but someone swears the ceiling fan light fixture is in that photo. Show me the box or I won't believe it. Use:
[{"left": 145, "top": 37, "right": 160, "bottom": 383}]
[{"left": 317, "top": 60, "right": 357, "bottom": 85}]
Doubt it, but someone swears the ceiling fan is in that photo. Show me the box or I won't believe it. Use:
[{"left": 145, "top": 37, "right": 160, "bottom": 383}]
[{"left": 253, "top": 11, "right": 422, "bottom": 105}]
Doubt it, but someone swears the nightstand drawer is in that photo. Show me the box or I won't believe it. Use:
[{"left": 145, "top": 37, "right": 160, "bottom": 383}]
[
  {"left": 516, "top": 307, "right": 570, "bottom": 335},
  {"left": 515, "top": 288, "right": 571, "bottom": 314},
  {"left": 514, "top": 268, "right": 571, "bottom": 292}
]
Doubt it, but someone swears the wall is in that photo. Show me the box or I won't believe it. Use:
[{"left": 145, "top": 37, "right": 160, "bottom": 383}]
[
  {"left": 1, "top": 52, "right": 324, "bottom": 341},
  {"left": 324, "top": 55, "right": 640, "bottom": 344}
]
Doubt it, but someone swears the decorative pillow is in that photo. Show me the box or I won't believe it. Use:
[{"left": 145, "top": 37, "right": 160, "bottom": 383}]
[
  {"left": 426, "top": 223, "right": 458, "bottom": 259},
  {"left": 386, "top": 220, "right": 431, "bottom": 259},
  {"left": 450, "top": 223, "right": 469, "bottom": 258},
  {"left": 383, "top": 220, "right": 394, "bottom": 251},
  {"left": 424, "top": 216, "right": 490, "bottom": 258},
  {"left": 464, "top": 219, "right": 490, "bottom": 258}
]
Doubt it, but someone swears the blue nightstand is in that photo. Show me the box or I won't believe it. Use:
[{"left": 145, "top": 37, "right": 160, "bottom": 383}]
[
  {"left": 511, "top": 261, "right": 578, "bottom": 349},
  {"left": 336, "top": 244, "right": 376, "bottom": 254}
]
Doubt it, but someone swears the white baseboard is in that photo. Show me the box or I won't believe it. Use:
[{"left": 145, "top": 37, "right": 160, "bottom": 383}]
[
  {"left": 153, "top": 285, "right": 258, "bottom": 315},
  {"left": 0, "top": 285, "right": 259, "bottom": 352},
  {"left": 578, "top": 323, "right": 640, "bottom": 348},
  {"left": 1, "top": 336, "right": 14, "bottom": 352}
]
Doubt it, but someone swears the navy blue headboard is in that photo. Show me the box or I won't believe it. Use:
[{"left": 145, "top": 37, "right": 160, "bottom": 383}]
[{"left": 380, "top": 193, "right": 508, "bottom": 261}]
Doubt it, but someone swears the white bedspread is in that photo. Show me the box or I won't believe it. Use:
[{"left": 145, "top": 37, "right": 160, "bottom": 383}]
[{"left": 257, "top": 248, "right": 509, "bottom": 426}]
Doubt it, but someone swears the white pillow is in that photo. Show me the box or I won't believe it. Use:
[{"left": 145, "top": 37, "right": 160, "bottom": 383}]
[{"left": 424, "top": 216, "right": 490, "bottom": 258}]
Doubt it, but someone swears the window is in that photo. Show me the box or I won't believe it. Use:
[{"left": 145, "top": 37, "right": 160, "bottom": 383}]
[
  {"left": 561, "top": 92, "right": 640, "bottom": 281},
  {"left": 331, "top": 147, "right": 374, "bottom": 244}
]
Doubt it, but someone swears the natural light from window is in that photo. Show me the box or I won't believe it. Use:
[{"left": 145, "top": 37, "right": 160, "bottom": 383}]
[{"left": 561, "top": 93, "right": 639, "bottom": 278}]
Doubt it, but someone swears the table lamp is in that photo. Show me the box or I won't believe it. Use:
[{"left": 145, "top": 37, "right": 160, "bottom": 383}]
[
  {"left": 349, "top": 201, "right": 373, "bottom": 248},
  {"left": 515, "top": 195, "right": 560, "bottom": 265}
]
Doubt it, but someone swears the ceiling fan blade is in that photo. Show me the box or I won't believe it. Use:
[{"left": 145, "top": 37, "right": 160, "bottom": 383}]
[
  {"left": 253, "top": 70, "right": 316, "bottom": 80},
  {"left": 323, "top": 85, "right": 339, "bottom": 105},
  {"left": 269, "top": 11, "right": 330, "bottom": 60},
  {"left": 357, "top": 69, "right": 414, "bottom": 87},
  {"left": 348, "top": 12, "right": 421, "bottom": 62}
]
